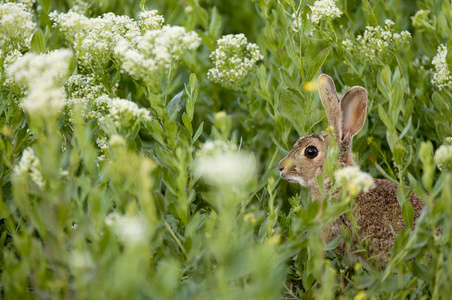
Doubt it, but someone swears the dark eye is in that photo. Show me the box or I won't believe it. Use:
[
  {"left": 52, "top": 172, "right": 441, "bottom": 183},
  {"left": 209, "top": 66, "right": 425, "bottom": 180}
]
[{"left": 304, "top": 146, "right": 318, "bottom": 159}]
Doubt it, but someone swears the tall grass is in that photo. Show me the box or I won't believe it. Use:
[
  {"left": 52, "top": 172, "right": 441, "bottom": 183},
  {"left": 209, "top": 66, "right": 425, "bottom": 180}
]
[{"left": 1, "top": 0, "right": 452, "bottom": 299}]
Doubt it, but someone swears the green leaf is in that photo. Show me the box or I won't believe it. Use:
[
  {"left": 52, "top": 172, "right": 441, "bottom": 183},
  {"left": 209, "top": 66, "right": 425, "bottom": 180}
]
[
  {"left": 306, "top": 47, "right": 331, "bottom": 82},
  {"left": 285, "top": 37, "right": 302, "bottom": 71},
  {"left": 305, "top": 109, "right": 324, "bottom": 131},
  {"left": 195, "top": 6, "right": 209, "bottom": 30},
  {"left": 277, "top": 92, "right": 305, "bottom": 135},
  {"left": 341, "top": 73, "right": 365, "bottom": 87},
  {"left": 393, "top": 140, "right": 404, "bottom": 169},
  {"left": 446, "top": 46, "right": 452, "bottom": 73},
  {"left": 375, "top": 163, "right": 398, "bottom": 184},
  {"left": 432, "top": 92, "right": 452, "bottom": 122},
  {"left": 208, "top": 6, "right": 222, "bottom": 39},
  {"left": 326, "top": 234, "right": 341, "bottom": 250},
  {"left": 31, "top": 28, "right": 45, "bottom": 54},
  {"left": 389, "top": 81, "right": 403, "bottom": 124},
  {"left": 193, "top": 122, "right": 203, "bottom": 143},
  {"left": 279, "top": 68, "right": 298, "bottom": 91},
  {"left": 401, "top": 198, "right": 414, "bottom": 228},
  {"left": 166, "top": 91, "right": 183, "bottom": 121},
  {"left": 377, "top": 66, "right": 391, "bottom": 100},
  {"left": 378, "top": 105, "right": 395, "bottom": 133},
  {"left": 182, "top": 112, "right": 192, "bottom": 135}
]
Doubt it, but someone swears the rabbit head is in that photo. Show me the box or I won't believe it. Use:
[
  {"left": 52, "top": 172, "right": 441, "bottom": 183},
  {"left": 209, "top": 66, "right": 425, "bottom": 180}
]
[{"left": 278, "top": 74, "right": 368, "bottom": 190}]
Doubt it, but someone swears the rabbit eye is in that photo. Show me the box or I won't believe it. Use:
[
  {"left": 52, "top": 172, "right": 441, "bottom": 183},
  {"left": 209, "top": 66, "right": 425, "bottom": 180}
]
[{"left": 304, "top": 146, "right": 318, "bottom": 159}]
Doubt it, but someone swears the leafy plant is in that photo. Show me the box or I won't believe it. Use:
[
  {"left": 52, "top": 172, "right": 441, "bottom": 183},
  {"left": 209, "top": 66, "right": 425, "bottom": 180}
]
[{"left": 1, "top": 0, "right": 452, "bottom": 299}]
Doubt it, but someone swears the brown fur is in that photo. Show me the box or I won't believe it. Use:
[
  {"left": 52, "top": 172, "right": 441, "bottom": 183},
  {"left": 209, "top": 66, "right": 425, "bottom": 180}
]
[
  {"left": 278, "top": 74, "right": 424, "bottom": 268},
  {"left": 321, "top": 179, "right": 424, "bottom": 268}
]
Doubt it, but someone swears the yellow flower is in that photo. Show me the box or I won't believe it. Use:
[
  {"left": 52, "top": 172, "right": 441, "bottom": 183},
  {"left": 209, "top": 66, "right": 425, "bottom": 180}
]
[
  {"left": 354, "top": 291, "right": 366, "bottom": 300},
  {"left": 303, "top": 80, "right": 318, "bottom": 92}
]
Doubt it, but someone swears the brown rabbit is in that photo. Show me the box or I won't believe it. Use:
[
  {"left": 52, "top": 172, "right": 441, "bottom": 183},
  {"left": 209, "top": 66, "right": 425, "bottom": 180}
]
[{"left": 278, "top": 74, "right": 424, "bottom": 268}]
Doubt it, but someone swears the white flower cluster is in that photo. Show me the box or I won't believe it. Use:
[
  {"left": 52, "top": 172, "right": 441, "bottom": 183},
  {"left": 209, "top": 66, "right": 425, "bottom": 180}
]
[
  {"left": 309, "top": 0, "right": 343, "bottom": 24},
  {"left": 64, "top": 74, "right": 107, "bottom": 109},
  {"left": 69, "top": 0, "right": 90, "bottom": 15},
  {"left": 342, "top": 20, "right": 411, "bottom": 61},
  {"left": 207, "top": 34, "right": 263, "bottom": 88},
  {"left": 138, "top": 10, "right": 165, "bottom": 31},
  {"left": 0, "top": 2, "right": 36, "bottom": 53},
  {"left": 96, "top": 136, "right": 109, "bottom": 151},
  {"left": 109, "top": 134, "right": 126, "bottom": 147},
  {"left": 335, "top": 166, "right": 375, "bottom": 197},
  {"left": 431, "top": 44, "right": 452, "bottom": 90},
  {"left": 108, "top": 97, "right": 152, "bottom": 125},
  {"left": 7, "top": 49, "right": 73, "bottom": 115},
  {"left": 105, "top": 212, "right": 148, "bottom": 245},
  {"left": 434, "top": 137, "right": 452, "bottom": 171},
  {"left": 88, "top": 95, "right": 151, "bottom": 129},
  {"left": 412, "top": 54, "right": 430, "bottom": 68},
  {"left": 196, "top": 140, "right": 255, "bottom": 186},
  {"left": 14, "top": 147, "right": 45, "bottom": 189},
  {"left": 1, "top": 49, "right": 23, "bottom": 84},
  {"left": 197, "top": 140, "right": 237, "bottom": 157},
  {"left": 114, "top": 25, "right": 200, "bottom": 87},
  {"left": 70, "top": 250, "right": 93, "bottom": 269},
  {"left": 49, "top": 11, "right": 141, "bottom": 68},
  {"left": 50, "top": 9, "right": 199, "bottom": 88}
]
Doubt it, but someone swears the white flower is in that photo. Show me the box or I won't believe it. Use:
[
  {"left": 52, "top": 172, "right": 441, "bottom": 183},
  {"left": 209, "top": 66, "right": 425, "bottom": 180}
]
[
  {"left": 64, "top": 74, "right": 107, "bottom": 110},
  {"left": 105, "top": 213, "right": 148, "bottom": 245},
  {"left": 69, "top": 0, "right": 90, "bottom": 14},
  {"left": 109, "top": 134, "right": 126, "bottom": 147},
  {"left": 309, "top": 0, "right": 343, "bottom": 24},
  {"left": 344, "top": 20, "right": 411, "bottom": 61},
  {"left": 198, "top": 140, "right": 237, "bottom": 157},
  {"left": 335, "top": 166, "right": 375, "bottom": 197},
  {"left": 138, "top": 10, "right": 165, "bottom": 31},
  {"left": 107, "top": 97, "right": 151, "bottom": 124},
  {"left": 114, "top": 25, "right": 200, "bottom": 87},
  {"left": 432, "top": 44, "right": 452, "bottom": 90},
  {"left": 14, "top": 147, "right": 45, "bottom": 189},
  {"left": 0, "top": 3, "right": 36, "bottom": 52},
  {"left": 196, "top": 140, "right": 255, "bottom": 186},
  {"left": 70, "top": 250, "right": 93, "bottom": 269},
  {"left": 7, "top": 49, "right": 73, "bottom": 115},
  {"left": 384, "top": 19, "right": 395, "bottom": 27},
  {"left": 96, "top": 137, "right": 109, "bottom": 151},
  {"left": 207, "top": 34, "right": 263, "bottom": 88},
  {"left": 434, "top": 144, "right": 452, "bottom": 171},
  {"left": 84, "top": 95, "right": 150, "bottom": 131},
  {"left": 50, "top": 11, "right": 142, "bottom": 68}
]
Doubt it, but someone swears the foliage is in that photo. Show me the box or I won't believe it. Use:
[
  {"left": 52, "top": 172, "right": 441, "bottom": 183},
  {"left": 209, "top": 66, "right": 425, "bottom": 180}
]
[{"left": 1, "top": 0, "right": 452, "bottom": 299}]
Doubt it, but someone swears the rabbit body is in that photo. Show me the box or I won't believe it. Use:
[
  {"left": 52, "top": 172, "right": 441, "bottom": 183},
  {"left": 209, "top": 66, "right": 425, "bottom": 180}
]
[
  {"left": 322, "top": 179, "right": 424, "bottom": 267},
  {"left": 278, "top": 74, "right": 424, "bottom": 268}
]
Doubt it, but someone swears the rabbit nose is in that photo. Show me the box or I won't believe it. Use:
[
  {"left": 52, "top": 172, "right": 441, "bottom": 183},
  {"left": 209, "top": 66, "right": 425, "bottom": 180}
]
[{"left": 278, "top": 161, "right": 285, "bottom": 171}]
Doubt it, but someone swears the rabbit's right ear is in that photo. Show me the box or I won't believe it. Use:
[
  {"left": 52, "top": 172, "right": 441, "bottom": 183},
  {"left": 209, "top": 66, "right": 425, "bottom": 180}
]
[
  {"left": 340, "top": 86, "right": 367, "bottom": 140},
  {"left": 318, "top": 74, "right": 341, "bottom": 140}
]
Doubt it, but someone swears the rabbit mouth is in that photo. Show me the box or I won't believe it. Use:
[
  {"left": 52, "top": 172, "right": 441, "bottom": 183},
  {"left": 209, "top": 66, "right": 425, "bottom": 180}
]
[{"left": 280, "top": 172, "right": 307, "bottom": 187}]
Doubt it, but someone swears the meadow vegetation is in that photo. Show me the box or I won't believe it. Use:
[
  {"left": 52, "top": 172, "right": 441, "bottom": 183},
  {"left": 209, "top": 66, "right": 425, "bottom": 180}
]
[{"left": 1, "top": 0, "right": 452, "bottom": 298}]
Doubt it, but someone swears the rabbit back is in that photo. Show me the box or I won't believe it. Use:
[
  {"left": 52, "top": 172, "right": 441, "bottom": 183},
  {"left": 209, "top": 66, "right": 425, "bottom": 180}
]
[{"left": 325, "top": 178, "right": 424, "bottom": 266}]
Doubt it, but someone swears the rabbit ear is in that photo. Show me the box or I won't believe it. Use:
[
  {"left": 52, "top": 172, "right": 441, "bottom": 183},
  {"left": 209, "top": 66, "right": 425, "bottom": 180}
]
[
  {"left": 340, "top": 86, "right": 367, "bottom": 140},
  {"left": 318, "top": 74, "right": 342, "bottom": 140}
]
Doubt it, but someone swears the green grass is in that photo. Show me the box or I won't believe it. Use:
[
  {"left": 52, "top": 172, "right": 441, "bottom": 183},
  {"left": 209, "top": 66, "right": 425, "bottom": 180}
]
[{"left": 1, "top": 0, "right": 452, "bottom": 299}]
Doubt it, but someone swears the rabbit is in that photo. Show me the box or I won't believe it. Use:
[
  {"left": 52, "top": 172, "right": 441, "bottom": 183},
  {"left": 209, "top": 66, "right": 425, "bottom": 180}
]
[{"left": 278, "top": 74, "right": 424, "bottom": 268}]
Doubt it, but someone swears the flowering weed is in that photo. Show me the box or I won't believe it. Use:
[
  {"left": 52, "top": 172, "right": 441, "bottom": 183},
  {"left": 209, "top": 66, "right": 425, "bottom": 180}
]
[{"left": 1, "top": 0, "right": 452, "bottom": 299}]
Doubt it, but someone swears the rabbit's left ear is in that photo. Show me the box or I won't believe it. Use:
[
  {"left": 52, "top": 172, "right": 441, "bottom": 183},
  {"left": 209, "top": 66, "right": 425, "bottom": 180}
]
[
  {"left": 318, "top": 74, "right": 342, "bottom": 140},
  {"left": 340, "top": 86, "right": 367, "bottom": 140}
]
